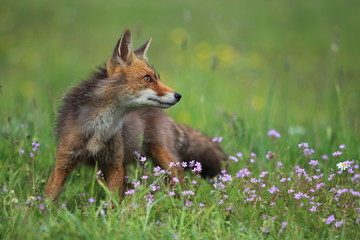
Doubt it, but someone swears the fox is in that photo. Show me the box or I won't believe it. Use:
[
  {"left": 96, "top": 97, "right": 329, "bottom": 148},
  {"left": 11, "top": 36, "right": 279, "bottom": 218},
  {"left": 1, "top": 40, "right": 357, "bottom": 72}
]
[{"left": 45, "top": 29, "right": 226, "bottom": 200}]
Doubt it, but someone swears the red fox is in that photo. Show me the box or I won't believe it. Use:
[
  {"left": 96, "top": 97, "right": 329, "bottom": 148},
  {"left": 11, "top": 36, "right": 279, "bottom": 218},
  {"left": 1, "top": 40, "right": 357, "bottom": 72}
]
[{"left": 45, "top": 29, "right": 226, "bottom": 200}]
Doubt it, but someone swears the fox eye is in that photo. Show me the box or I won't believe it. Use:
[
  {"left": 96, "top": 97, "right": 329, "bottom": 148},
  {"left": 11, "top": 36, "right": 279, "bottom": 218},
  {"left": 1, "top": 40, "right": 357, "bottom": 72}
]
[{"left": 144, "top": 75, "right": 154, "bottom": 83}]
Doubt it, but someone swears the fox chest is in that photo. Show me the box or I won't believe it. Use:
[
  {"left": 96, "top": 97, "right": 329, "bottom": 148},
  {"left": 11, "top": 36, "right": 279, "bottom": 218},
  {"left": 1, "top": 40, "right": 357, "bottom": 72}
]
[{"left": 83, "top": 107, "right": 126, "bottom": 154}]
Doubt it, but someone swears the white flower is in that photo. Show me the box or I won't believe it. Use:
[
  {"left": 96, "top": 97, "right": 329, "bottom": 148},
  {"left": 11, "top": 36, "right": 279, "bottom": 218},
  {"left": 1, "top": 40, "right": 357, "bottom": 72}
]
[
  {"left": 336, "top": 161, "right": 350, "bottom": 171},
  {"left": 11, "top": 198, "right": 19, "bottom": 203}
]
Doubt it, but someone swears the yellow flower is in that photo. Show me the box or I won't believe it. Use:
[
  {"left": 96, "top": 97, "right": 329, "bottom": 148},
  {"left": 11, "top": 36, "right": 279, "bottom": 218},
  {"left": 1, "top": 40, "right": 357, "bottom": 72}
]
[{"left": 28, "top": 196, "right": 36, "bottom": 201}]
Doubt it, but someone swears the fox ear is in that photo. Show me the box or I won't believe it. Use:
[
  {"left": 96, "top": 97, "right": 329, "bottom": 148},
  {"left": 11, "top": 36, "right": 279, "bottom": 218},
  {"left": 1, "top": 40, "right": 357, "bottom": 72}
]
[
  {"left": 116, "top": 28, "right": 133, "bottom": 64},
  {"left": 107, "top": 29, "right": 134, "bottom": 76},
  {"left": 134, "top": 38, "right": 152, "bottom": 60}
]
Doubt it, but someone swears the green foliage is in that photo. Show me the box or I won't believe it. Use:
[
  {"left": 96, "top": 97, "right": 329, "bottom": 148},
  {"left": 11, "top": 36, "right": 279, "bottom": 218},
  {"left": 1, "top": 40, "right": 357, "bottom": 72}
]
[{"left": 0, "top": 0, "right": 359, "bottom": 239}]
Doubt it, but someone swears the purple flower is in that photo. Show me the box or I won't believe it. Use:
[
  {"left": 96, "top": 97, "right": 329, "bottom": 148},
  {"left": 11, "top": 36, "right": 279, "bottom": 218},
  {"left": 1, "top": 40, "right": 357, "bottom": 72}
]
[
  {"left": 229, "top": 156, "right": 238, "bottom": 162},
  {"left": 332, "top": 151, "right": 342, "bottom": 157},
  {"left": 153, "top": 166, "right": 165, "bottom": 176},
  {"left": 325, "top": 215, "right": 335, "bottom": 225},
  {"left": 181, "top": 190, "right": 195, "bottom": 196},
  {"left": 125, "top": 189, "right": 136, "bottom": 195},
  {"left": 316, "top": 182, "right": 325, "bottom": 190},
  {"left": 339, "top": 144, "right": 345, "bottom": 149},
  {"left": 298, "top": 142, "right": 309, "bottom": 148},
  {"left": 141, "top": 175, "right": 148, "bottom": 180},
  {"left": 250, "top": 152, "right": 257, "bottom": 158},
  {"left": 185, "top": 199, "right": 193, "bottom": 207},
  {"left": 268, "top": 129, "right": 281, "bottom": 138},
  {"left": 309, "top": 206, "right": 317, "bottom": 212},
  {"left": 31, "top": 142, "right": 40, "bottom": 152},
  {"left": 168, "top": 191, "right": 175, "bottom": 196},
  {"left": 192, "top": 161, "right": 202, "bottom": 173},
  {"left": 29, "top": 153, "right": 35, "bottom": 158},
  {"left": 303, "top": 148, "right": 315, "bottom": 156},
  {"left": 140, "top": 156, "right": 147, "bottom": 163},
  {"left": 181, "top": 162, "right": 187, "bottom": 168},
  {"left": 219, "top": 174, "right": 232, "bottom": 182},
  {"left": 20, "top": 149, "right": 25, "bottom": 154},
  {"left": 188, "top": 160, "right": 195, "bottom": 168},
  {"left": 312, "top": 174, "right": 323, "bottom": 180},
  {"left": 309, "top": 160, "right": 319, "bottom": 167},
  {"left": 199, "top": 203, "right": 205, "bottom": 207},
  {"left": 277, "top": 161, "right": 283, "bottom": 167},
  {"left": 191, "top": 180, "right": 197, "bottom": 185},
  {"left": 88, "top": 198, "right": 95, "bottom": 203},
  {"left": 236, "top": 168, "right": 251, "bottom": 178},
  {"left": 259, "top": 171, "right": 269, "bottom": 178},
  {"left": 265, "top": 151, "right": 276, "bottom": 159},
  {"left": 133, "top": 151, "right": 141, "bottom": 158},
  {"left": 267, "top": 186, "right": 280, "bottom": 194},
  {"left": 213, "top": 182, "right": 226, "bottom": 189},
  {"left": 132, "top": 180, "right": 140, "bottom": 187},
  {"left": 321, "top": 154, "right": 329, "bottom": 160},
  {"left": 236, "top": 152, "right": 243, "bottom": 158},
  {"left": 328, "top": 173, "right": 335, "bottom": 181},
  {"left": 39, "top": 204, "right": 46, "bottom": 211},
  {"left": 269, "top": 202, "right": 276, "bottom": 206},
  {"left": 250, "top": 178, "right": 262, "bottom": 183},
  {"left": 150, "top": 185, "right": 160, "bottom": 192},
  {"left": 146, "top": 194, "right": 154, "bottom": 205},
  {"left": 212, "top": 137, "right": 223, "bottom": 143},
  {"left": 334, "top": 220, "right": 344, "bottom": 228},
  {"left": 218, "top": 199, "right": 224, "bottom": 205},
  {"left": 294, "top": 192, "right": 309, "bottom": 199}
]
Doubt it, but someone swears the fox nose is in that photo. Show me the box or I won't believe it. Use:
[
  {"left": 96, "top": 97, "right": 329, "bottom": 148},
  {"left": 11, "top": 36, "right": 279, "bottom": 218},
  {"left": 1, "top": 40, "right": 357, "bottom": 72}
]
[{"left": 174, "top": 93, "right": 182, "bottom": 101}]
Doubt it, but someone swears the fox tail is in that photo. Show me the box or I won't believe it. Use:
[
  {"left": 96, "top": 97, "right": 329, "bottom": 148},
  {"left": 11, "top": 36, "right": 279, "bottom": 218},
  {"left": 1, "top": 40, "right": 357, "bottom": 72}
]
[{"left": 177, "top": 124, "right": 226, "bottom": 178}]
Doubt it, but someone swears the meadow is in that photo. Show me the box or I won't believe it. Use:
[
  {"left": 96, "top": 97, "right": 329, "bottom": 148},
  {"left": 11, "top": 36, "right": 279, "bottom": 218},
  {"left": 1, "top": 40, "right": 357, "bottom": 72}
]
[{"left": 1, "top": 0, "right": 359, "bottom": 239}]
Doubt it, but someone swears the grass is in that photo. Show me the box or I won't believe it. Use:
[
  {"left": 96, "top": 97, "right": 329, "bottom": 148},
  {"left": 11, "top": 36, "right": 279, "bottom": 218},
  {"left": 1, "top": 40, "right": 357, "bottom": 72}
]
[{"left": 1, "top": 0, "right": 359, "bottom": 239}]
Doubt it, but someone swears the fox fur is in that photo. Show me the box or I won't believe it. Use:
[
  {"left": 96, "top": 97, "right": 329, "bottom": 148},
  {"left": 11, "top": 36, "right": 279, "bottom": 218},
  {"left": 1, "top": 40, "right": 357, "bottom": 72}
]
[{"left": 45, "top": 29, "right": 226, "bottom": 200}]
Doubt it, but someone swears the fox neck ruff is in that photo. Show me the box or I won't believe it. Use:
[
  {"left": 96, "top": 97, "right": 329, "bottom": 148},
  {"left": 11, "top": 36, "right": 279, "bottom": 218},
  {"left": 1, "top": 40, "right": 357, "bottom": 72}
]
[{"left": 82, "top": 103, "right": 128, "bottom": 154}]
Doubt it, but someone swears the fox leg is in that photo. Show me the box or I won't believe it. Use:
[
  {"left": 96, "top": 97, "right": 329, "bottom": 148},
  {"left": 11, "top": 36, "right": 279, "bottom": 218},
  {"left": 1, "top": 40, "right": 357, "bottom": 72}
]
[
  {"left": 105, "top": 162, "right": 125, "bottom": 199},
  {"left": 148, "top": 144, "right": 184, "bottom": 182},
  {"left": 45, "top": 153, "right": 75, "bottom": 200}
]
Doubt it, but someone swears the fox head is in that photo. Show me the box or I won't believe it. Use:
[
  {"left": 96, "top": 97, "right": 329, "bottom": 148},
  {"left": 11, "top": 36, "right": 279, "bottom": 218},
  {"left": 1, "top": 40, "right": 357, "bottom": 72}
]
[{"left": 105, "top": 29, "right": 181, "bottom": 110}]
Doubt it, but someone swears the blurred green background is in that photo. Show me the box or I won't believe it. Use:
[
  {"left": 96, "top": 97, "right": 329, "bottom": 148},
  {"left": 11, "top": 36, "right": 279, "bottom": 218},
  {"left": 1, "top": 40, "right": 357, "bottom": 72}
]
[{"left": 1, "top": 0, "right": 359, "bottom": 158}]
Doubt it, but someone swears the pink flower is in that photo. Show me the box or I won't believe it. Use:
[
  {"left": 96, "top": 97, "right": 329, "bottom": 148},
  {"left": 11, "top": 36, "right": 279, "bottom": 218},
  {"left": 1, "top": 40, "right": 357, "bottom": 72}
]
[
  {"left": 325, "top": 215, "right": 335, "bottom": 225},
  {"left": 268, "top": 129, "right": 281, "bottom": 138},
  {"left": 125, "top": 189, "right": 135, "bottom": 195},
  {"left": 334, "top": 220, "right": 344, "bottom": 228},
  {"left": 229, "top": 156, "right": 238, "bottom": 162},
  {"left": 332, "top": 151, "right": 342, "bottom": 157},
  {"left": 212, "top": 137, "right": 223, "bottom": 143}
]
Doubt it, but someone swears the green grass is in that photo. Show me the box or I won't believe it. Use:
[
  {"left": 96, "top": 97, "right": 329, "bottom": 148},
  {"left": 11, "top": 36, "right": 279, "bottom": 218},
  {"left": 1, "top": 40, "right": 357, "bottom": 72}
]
[{"left": 1, "top": 0, "right": 359, "bottom": 239}]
